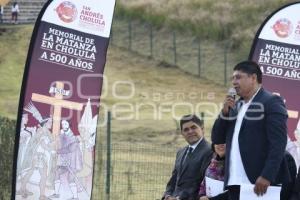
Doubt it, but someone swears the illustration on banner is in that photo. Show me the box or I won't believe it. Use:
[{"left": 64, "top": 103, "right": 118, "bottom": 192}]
[{"left": 16, "top": 83, "right": 98, "bottom": 200}]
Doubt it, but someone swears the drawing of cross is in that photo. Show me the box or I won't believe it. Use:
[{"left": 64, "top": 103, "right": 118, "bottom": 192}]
[{"left": 31, "top": 81, "right": 83, "bottom": 136}]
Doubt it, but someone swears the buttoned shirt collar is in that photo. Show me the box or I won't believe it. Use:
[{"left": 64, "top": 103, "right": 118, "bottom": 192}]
[
  {"left": 241, "top": 86, "right": 261, "bottom": 104},
  {"left": 189, "top": 137, "right": 203, "bottom": 152}
]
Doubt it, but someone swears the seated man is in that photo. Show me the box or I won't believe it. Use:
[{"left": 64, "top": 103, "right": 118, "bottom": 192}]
[{"left": 162, "top": 114, "right": 213, "bottom": 200}]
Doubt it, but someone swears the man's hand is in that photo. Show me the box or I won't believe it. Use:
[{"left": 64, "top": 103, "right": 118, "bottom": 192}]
[
  {"left": 254, "top": 176, "right": 270, "bottom": 196},
  {"left": 199, "top": 196, "right": 209, "bottom": 200},
  {"left": 222, "top": 96, "right": 235, "bottom": 116}
]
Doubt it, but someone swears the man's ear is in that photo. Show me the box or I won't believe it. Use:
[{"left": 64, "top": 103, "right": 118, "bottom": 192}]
[
  {"left": 200, "top": 126, "right": 205, "bottom": 134},
  {"left": 251, "top": 73, "right": 258, "bottom": 82}
]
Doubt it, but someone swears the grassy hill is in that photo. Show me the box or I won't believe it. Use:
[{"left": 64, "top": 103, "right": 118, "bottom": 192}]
[
  {"left": 116, "top": 0, "right": 298, "bottom": 49},
  {"left": 0, "top": 25, "right": 32, "bottom": 118}
]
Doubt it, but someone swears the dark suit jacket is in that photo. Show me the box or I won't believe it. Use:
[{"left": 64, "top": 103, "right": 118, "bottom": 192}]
[
  {"left": 289, "top": 166, "right": 300, "bottom": 200},
  {"left": 281, "top": 151, "right": 297, "bottom": 200},
  {"left": 211, "top": 88, "right": 288, "bottom": 186},
  {"left": 296, "top": 166, "right": 300, "bottom": 191},
  {"left": 163, "top": 139, "right": 213, "bottom": 200}
]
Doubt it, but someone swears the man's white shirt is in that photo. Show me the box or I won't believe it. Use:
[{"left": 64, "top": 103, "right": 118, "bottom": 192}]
[
  {"left": 228, "top": 88, "right": 261, "bottom": 186},
  {"left": 189, "top": 137, "right": 203, "bottom": 152}
]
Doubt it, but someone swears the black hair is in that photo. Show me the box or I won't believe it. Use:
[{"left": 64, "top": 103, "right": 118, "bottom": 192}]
[
  {"left": 233, "top": 61, "right": 262, "bottom": 83},
  {"left": 180, "top": 114, "right": 203, "bottom": 130},
  {"left": 212, "top": 143, "right": 226, "bottom": 160}
]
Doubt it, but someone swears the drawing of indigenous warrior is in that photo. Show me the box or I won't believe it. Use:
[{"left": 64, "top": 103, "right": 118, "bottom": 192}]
[
  {"left": 17, "top": 113, "right": 36, "bottom": 176},
  {"left": 16, "top": 102, "right": 56, "bottom": 200}
]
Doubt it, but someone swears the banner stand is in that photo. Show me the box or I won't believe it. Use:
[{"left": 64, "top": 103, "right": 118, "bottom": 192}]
[{"left": 11, "top": 1, "right": 115, "bottom": 199}]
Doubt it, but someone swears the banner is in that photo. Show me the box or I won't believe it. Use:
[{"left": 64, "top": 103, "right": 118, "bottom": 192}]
[
  {"left": 11, "top": 0, "right": 115, "bottom": 199},
  {"left": 249, "top": 2, "right": 300, "bottom": 168}
]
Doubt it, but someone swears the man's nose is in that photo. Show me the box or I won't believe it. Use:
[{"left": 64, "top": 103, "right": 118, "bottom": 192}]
[
  {"left": 232, "top": 78, "right": 238, "bottom": 85},
  {"left": 186, "top": 128, "right": 194, "bottom": 134}
]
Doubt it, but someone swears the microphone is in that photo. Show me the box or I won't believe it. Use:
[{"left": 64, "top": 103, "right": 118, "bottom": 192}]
[
  {"left": 227, "top": 87, "right": 236, "bottom": 100},
  {"left": 227, "top": 88, "right": 237, "bottom": 114}
]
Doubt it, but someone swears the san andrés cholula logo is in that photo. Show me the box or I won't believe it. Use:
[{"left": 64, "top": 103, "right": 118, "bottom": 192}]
[
  {"left": 272, "top": 18, "right": 293, "bottom": 38},
  {"left": 80, "top": 6, "right": 105, "bottom": 29},
  {"left": 56, "top": 1, "right": 77, "bottom": 23}
]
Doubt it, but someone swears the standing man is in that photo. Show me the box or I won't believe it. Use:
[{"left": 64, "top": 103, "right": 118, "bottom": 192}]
[
  {"left": 50, "top": 119, "right": 83, "bottom": 200},
  {"left": 162, "top": 114, "right": 213, "bottom": 200},
  {"left": 11, "top": 2, "right": 19, "bottom": 24},
  {"left": 212, "top": 61, "right": 289, "bottom": 199}
]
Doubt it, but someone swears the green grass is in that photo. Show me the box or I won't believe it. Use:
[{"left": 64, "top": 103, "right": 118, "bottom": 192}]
[
  {"left": 115, "top": 0, "right": 299, "bottom": 49},
  {"left": 0, "top": 25, "right": 33, "bottom": 118},
  {"left": 111, "top": 18, "right": 244, "bottom": 86}
]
